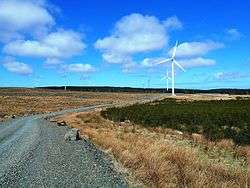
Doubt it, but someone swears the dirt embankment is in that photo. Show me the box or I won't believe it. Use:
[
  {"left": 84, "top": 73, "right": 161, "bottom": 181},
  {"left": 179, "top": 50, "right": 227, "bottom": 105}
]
[{"left": 57, "top": 109, "right": 250, "bottom": 188}]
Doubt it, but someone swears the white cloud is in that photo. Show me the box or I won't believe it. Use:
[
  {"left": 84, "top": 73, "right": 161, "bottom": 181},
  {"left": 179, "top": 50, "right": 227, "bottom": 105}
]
[
  {"left": 44, "top": 58, "right": 63, "bottom": 68},
  {"left": 62, "top": 64, "right": 95, "bottom": 73},
  {"left": 214, "top": 72, "right": 225, "bottom": 80},
  {"left": 3, "top": 30, "right": 86, "bottom": 59},
  {"left": 169, "top": 41, "right": 224, "bottom": 57},
  {"left": 226, "top": 28, "right": 241, "bottom": 40},
  {"left": 2, "top": 58, "right": 33, "bottom": 75},
  {"left": 96, "top": 13, "right": 167, "bottom": 53},
  {"left": 214, "top": 71, "right": 250, "bottom": 81},
  {"left": 163, "top": 16, "right": 182, "bottom": 30},
  {"left": 95, "top": 13, "right": 181, "bottom": 64},
  {"left": 140, "top": 57, "right": 166, "bottom": 68},
  {"left": 0, "top": 0, "right": 54, "bottom": 42},
  {"left": 102, "top": 53, "right": 132, "bottom": 64},
  {"left": 140, "top": 57, "right": 215, "bottom": 69},
  {"left": 177, "top": 57, "right": 216, "bottom": 68},
  {"left": 122, "top": 62, "right": 137, "bottom": 73},
  {"left": 45, "top": 58, "right": 62, "bottom": 65},
  {"left": 0, "top": 1, "right": 95, "bottom": 76}
]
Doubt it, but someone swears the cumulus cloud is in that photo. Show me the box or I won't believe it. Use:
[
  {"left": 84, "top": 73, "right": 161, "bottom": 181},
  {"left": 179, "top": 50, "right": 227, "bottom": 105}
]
[
  {"left": 0, "top": 1, "right": 95, "bottom": 76},
  {"left": 95, "top": 13, "right": 181, "bottom": 64},
  {"left": 95, "top": 13, "right": 167, "bottom": 54},
  {"left": 177, "top": 57, "right": 216, "bottom": 68},
  {"left": 140, "top": 57, "right": 166, "bottom": 68},
  {"left": 0, "top": 0, "right": 54, "bottom": 42},
  {"left": 122, "top": 62, "right": 138, "bottom": 73},
  {"left": 3, "top": 30, "right": 86, "bottom": 59},
  {"left": 61, "top": 63, "right": 95, "bottom": 73},
  {"left": 140, "top": 57, "right": 215, "bottom": 69},
  {"left": 214, "top": 71, "right": 250, "bottom": 81},
  {"left": 2, "top": 58, "right": 33, "bottom": 75},
  {"left": 226, "top": 28, "right": 242, "bottom": 40},
  {"left": 163, "top": 16, "right": 182, "bottom": 30},
  {"left": 169, "top": 41, "right": 224, "bottom": 57},
  {"left": 44, "top": 58, "right": 63, "bottom": 65},
  {"left": 102, "top": 53, "right": 132, "bottom": 64},
  {"left": 148, "top": 40, "right": 223, "bottom": 69}
]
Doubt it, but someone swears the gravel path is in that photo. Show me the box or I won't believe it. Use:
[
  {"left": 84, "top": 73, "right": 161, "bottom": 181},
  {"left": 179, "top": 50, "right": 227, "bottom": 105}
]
[{"left": 0, "top": 105, "right": 128, "bottom": 187}]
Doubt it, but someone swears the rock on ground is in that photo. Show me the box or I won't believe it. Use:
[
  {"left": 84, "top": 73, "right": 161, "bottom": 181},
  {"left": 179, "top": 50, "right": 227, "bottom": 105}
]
[
  {"left": 57, "top": 120, "right": 67, "bottom": 126},
  {"left": 64, "top": 128, "right": 80, "bottom": 141}
]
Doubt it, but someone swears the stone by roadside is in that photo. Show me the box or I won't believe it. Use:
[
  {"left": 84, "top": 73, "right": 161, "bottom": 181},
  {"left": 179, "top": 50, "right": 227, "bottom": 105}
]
[{"left": 64, "top": 128, "right": 80, "bottom": 141}]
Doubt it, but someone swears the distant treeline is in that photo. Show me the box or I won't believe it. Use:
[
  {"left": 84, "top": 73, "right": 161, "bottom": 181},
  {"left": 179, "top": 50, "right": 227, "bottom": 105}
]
[{"left": 38, "top": 86, "right": 250, "bottom": 95}]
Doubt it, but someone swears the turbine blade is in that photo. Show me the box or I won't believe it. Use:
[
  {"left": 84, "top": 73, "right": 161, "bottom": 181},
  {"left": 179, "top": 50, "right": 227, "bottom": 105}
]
[
  {"left": 161, "top": 77, "right": 166, "bottom": 81},
  {"left": 156, "top": 58, "right": 172, "bottom": 65},
  {"left": 174, "top": 60, "right": 185, "bottom": 72},
  {"left": 172, "top": 41, "right": 178, "bottom": 58}
]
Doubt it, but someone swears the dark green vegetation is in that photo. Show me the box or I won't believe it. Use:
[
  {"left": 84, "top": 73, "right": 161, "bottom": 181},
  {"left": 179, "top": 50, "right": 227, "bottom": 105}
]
[
  {"left": 101, "top": 98, "right": 250, "bottom": 145},
  {"left": 38, "top": 86, "right": 250, "bottom": 95}
]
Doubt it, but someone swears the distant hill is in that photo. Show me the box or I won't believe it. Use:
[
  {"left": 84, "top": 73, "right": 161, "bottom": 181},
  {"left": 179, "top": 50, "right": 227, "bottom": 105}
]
[{"left": 37, "top": 86, "right": 250, "bottom": 95}]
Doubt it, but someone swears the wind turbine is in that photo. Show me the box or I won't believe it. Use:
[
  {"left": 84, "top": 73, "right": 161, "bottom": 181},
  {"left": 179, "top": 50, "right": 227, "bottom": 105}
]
[
  {"left": 147, "top": 78, "right": 151, "bottom": 88},
  {"left": 62, "top": 73, "right": 69, "bottom": 91},
  {"left": 161, "top": 70, "right": 171, "bottom": 91},
  {"left": 157, "top": 41, "right": 185, "bottom": 96}
]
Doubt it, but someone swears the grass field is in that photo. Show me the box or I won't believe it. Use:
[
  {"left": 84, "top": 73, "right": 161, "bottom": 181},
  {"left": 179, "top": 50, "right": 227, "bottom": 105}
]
[
  {"left": 1, "top": 89, "right": 249, "bottom": 187},
  {"left": 101, "top": 98, "right": 250, "bottom": 145},
  {"left": 0, "top": 88, "right": 162, "bottom": 121},
  {"left": 57, "top": 109, "right": 249, "bottom": 188}
]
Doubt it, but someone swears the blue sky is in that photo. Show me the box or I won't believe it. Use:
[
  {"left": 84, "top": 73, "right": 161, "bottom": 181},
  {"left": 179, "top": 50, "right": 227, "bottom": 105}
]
[{"left": 0, "top": 0, "right": 250, "bottom": 89}]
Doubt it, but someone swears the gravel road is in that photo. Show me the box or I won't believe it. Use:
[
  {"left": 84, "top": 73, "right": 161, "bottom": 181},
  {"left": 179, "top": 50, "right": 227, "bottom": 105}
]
[{"left": 0, "top": 105, "right": 128, "bottom": 188}]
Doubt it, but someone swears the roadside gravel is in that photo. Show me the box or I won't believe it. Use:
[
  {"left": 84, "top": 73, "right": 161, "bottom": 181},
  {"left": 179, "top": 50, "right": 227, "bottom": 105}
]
[{"left": 0, "top": 105, "right": 128, "bottom": 187}]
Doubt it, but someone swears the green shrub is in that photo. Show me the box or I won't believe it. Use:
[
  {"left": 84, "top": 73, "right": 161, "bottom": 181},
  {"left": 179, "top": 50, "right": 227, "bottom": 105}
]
[
  {"left": 234, "top": 126, "right": 250, "bottom": 145},
  {"left": 102, "top": 99, "right": 250, "bottom": 145}
]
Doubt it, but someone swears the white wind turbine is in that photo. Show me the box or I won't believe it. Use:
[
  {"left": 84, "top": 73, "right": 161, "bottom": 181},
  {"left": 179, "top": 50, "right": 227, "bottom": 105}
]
[
  {"left": 161, "top": 70, "right": 171, "bottom": 91},
  {"left": 157, "top": 41, "right": 185, "bottom": 96},
  {"left": 62, "top": 73, "right": 69, "bottom": 91}
]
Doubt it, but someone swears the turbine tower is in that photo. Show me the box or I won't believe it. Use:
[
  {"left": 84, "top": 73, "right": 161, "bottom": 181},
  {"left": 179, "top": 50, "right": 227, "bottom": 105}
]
[
  {"left": 161, "top": 70, "right": 171, "bottom": 91},
  {"left": 157, "top": 41, "right": 185, "bottom": 96},
  {"left": 62, "top": 73, "right": 69, "bottom": 91},
  {"left": 147, "top": 78, "right": 150, "bottom": 88}
]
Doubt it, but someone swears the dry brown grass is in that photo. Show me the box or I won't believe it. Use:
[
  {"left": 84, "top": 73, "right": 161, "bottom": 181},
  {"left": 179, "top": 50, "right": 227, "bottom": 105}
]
[
  {"left": 169, "top": 94, "right": 243, "bottom": 101},
  {"left": 1, "top": 88, "right": 248, "bottom": 120},
  {"left": 0, "top": 88, "right": 162, "bottom": 120},
  {"left": 58, "top": 110, "right": 250, "bottom": 188}
]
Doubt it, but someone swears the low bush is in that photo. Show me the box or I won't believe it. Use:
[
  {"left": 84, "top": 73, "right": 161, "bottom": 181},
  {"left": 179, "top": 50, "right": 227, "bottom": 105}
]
[{"left": 101, "top": 98, "right": 250, "bottom": 145}]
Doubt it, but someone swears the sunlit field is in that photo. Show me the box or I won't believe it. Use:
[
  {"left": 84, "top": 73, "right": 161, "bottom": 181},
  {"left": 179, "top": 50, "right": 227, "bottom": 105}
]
[
  {"left": 102, "top": 98, "right": 250, "bottom": 145},
  {"left": 58, "top": 105, "right": 249, "bottom": 187}
]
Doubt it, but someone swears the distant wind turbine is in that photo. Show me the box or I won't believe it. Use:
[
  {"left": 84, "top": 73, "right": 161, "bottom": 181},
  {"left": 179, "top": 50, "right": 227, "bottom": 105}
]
[
  {"left": 147, "top": 78, "right": 151, "bottom": 88},
  {"left": 157, "top": 41, "right": 185, "bottom": 96},
  {"left": 142, "top": 82, "right": 145, "bottom": 89},
  {"left": 161, "top": 70, "right": 171, "bottom": 91},
  {"left": 62, "top": 74, "right": 69, "bottom": 91}
]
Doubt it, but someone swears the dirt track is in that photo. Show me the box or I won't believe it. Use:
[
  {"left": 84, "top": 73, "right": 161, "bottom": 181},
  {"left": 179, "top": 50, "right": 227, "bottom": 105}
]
[{"left": 0, "top": 105, "right": 127, "bottom": 187}]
